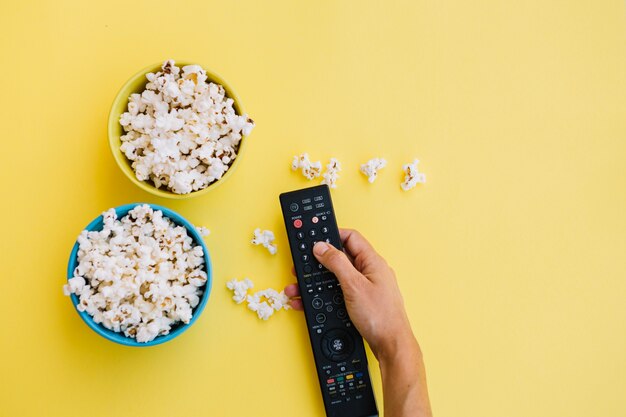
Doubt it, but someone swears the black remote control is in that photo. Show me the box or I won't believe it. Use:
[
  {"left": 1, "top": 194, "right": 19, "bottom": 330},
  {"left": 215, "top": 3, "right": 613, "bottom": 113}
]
[{"left": 280, "top": 185, "right": 378, "bottom": 417}]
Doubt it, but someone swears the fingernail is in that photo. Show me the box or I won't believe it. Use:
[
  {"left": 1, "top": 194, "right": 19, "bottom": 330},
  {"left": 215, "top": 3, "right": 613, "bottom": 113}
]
[{"left": 313, "top": 241, "right": 330, "bottom": 255}]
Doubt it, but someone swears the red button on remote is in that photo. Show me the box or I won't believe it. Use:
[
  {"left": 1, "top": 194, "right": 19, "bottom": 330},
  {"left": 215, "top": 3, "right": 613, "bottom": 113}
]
[
  {"left": 293, "top": 219, "right": 303, "bottom": 228},
  {"left": 312, "top": 216, "right": 319, "bottom": 224}
]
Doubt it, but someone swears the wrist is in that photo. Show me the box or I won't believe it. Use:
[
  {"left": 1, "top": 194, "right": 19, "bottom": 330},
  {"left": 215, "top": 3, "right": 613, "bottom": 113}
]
[{"left": 375, "top": 327, "right": 421, "bottom": 365}]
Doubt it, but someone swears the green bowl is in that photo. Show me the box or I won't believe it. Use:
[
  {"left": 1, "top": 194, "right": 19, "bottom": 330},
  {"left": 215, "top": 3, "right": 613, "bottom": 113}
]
[{"left": 107, "top": 61, "right": 250, "bottom": 199}]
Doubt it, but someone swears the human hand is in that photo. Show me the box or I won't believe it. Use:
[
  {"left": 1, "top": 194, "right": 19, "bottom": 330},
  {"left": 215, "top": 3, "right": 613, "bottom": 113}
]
[{"left": 284, "top": 228, "right": 415, "bottom": 360}]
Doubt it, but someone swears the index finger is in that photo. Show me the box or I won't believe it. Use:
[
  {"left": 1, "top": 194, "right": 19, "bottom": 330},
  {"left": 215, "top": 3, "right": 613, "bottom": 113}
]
[{"left": 339, "top": 228, "right": 383, "bottom": 273}]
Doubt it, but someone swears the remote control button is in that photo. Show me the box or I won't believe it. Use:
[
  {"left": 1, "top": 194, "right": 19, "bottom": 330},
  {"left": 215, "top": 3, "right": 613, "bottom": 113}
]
[
  {"left": 307, "top": 288, "right": 314, "bottom": 294},
  {"left": 316, "top": 313, "right": 326, "bottom": 324},
  {"left": 321, "top": 215, "right": 328, "bottom": 221},
  {"left": 303, "top": 264, "right": 312, "bottom": 273},
  {"left": 298, "top": 242, "right": 307, "bottom": 251},
  {"left": 314, "top": 196, "right": 323, "bottom": 201},
  {"left": 312, "top": 216, "right": 319, "bottom": 224},
  {"left": 327, "top": 378, "right": 335, "bottom": 384},
  {"left": 290, "top": 203, "right": 299, "bottom": 212},
  {"left": 326, "top": 305, "right": 333, "bottom": 313},
  {"left": 326, "top": 283, "right": 334, "bottom": 290},
  {"left": 293, "top": 219, "right": 303, "bottom": 228},
  {"left": 340, "top": 366, "right": 346, "bottom": 372},
  {"left": 321, "top": 329, "right": 355, "bottom": 362},
  {"left": 304, "top": 205, "right": 313, "bottom": 211},
  {"left": 325, "top": 238, "right": 331, "bottom": 243},
  {"left": 315, "top": 203, "right": 324, "bottom": 209},
  {"left": 309, "top": 229, "right": 317, "bottom": 237},
  {"left": 326, "top": 369, "right": 332, "bottom": 375},
  {"left": 296, "top": 231, "right": 304, "bottom": 239},
  {"left": 333, "top": 293, "right": 344, "bottom": 304},
  {"left": 337, "top": 308, "right": 347, "bottom": 319},
  {"left": 302, "top": 198, "right": 311, "bottom": 204},
  {"left": 321, "top": 226, "right": 329, "bottom": 234},
  {"left": 305, "top": 277, "right": 311, "bottom": 284},
  {"left": 302, "top": 254, "right": 310, "bottom": 262},
  {"left": 316, "top": 285, "right": 324, "bottom": 293},
  {"left": 312, "top": 298, "right": 323, "bottom": 309},
  {"left": 317, "top": 263, "right": 324, "bottom": 270}
]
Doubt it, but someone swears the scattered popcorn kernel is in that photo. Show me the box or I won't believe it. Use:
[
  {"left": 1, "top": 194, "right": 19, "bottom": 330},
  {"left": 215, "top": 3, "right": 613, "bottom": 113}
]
[
  {"left": 360, "top": 158, "right": 387, "bottom": 183},
  {"left": 226, "top": 277, "right": 254, "bottom": 304},
  {"left": 321, "top": 158, "right": 341, "bottom": 188},
  {"left": 401, "top": 159, "right": 427, "bottom": 191},
  {"left": 119, "top": 60, "right": 255, "bottom": 194},
  {"left": 196, "top": 226, "right": 211, "bottom": 237},
  {"left": 251, "top": 228, "right": 277, "bottom": 255},
  {"left": 63, "top": 205, "right": 207, "bottom": 343},
  {"left": 292, "top": 153, "right": 322, "bottom": 180},
  {"left": 226, "top": 278, "right": 291, "bottom": 320}
]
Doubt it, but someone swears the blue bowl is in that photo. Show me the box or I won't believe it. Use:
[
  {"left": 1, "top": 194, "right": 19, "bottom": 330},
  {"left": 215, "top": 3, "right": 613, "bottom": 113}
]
[{"left": 66, "top": 203, "right": 212, "bottom": 347}]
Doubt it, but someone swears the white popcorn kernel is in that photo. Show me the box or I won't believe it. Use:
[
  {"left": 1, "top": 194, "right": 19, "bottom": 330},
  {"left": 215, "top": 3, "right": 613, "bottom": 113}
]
[
  {"left": 251, "top": 228, "right": 277, "bottom": 255},
  {"left": 292, "top": 153, "right": 322, "bottom": 180},
  {"left": 360, "top": 158, "right": 387, "bottom": 183},
  {"left": 195, "top": 226, "right": 210, "bottom": 237},
  {"left": 226, "top": 278, "right": 254, "bottom": 304},
  {"left": 118, "top": 60, "right": 255, "bottom": 194},
  {"left": 63, "top": 205, "right": 207, "bottom": 343},
  {"left": 62, "top": 276, "right": 87, "bottom": 296},
  {"left": 321, "top": 158, "right": 342, "bottom": 188},
  {"left": 247, "top": 300, "right": 275, "bottom": 320},
  {"left": 227, "top": 278, "right": 291, "bottom": 320},
  {"left": 401, "top": 159, "right": 427, "bottom": 191}
]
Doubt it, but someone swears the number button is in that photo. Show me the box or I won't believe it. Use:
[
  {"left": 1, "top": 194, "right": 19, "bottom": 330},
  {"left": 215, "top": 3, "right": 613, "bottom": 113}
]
[
  {"left": 321, "top": 226, "right": 329, "bottom": 234},
  {"left": 302, "top": 254, "right": 310, "bottom": 262},
  {"left": 296, "top": 231, "right": 305, "bottom": 239},
  {"left": 298, "top": 242, "right": 307, "bottom": 251},
  {"left": 309, "top": 229, "right": 317, "bottom": 237}
]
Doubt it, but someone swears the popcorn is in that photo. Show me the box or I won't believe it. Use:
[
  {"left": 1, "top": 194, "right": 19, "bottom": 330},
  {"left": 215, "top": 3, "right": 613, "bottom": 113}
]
[
  {"left": 226, "top": 277, "right": 254, "bottom": 304},
  {"left": 226, "top": 278, "right": 291, "bottom": 320},
  {"left": 196, "top": 226, "right": 210, "bottom": 237},
  {"left": 292, "top": 153, "right": 322, "bottom": 180},
  {"left": 251, "top": 228, "right": 277, "bottom": 255},
  {"left": 321, "top": 158, "right": 341, "bottom": 188},
  {"left": 360, "top": 158, "right": 387, "bottom": 183},
  {"left": 401, "top": 159, "right": 427, "bottom": 191},
  {"left": 63, "top": 205, "right": 208, "bottom": 343},
  {"left": 119, "top": 60, "right": 255, "bottom": 194}
]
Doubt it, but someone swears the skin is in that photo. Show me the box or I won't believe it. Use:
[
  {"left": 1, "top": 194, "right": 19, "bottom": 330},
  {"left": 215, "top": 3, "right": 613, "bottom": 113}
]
[{"left": 285, "top": 229, "right": 433, "bottom": 417}]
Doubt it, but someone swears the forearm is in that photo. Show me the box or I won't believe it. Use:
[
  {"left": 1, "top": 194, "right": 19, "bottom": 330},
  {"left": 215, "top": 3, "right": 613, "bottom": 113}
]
[{"left": 378, "top": 333, "right": 432, "bottom": 417}]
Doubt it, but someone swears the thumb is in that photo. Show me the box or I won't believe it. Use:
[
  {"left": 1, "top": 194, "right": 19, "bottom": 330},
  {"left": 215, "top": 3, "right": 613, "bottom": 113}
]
[{"left": 313, "top": 241, "right": 360, "bottom": 287}]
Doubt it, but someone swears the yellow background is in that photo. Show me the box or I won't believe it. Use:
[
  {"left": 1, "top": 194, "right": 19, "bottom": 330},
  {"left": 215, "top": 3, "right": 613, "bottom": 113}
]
[{"left": 0, "top": 1, "right": 625, "bottom": 416}]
